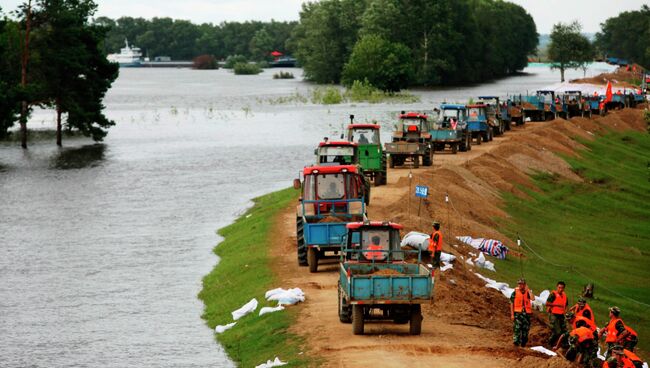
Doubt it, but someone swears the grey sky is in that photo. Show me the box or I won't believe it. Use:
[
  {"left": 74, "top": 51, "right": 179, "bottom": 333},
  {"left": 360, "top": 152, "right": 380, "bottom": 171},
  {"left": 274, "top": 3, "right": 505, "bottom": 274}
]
[{"left": 1, "top": 0, "right": 647, "bottom": 33}]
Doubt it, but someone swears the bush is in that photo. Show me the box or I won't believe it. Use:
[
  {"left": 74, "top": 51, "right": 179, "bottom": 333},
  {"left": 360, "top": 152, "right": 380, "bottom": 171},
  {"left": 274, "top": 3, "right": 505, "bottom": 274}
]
[
  {"left": 273, "top": 71, "right": 294, "bottom": 79},
  {"left": 224, "top": 54, "right": 248, "bottom": 69},
  {"left": 192, "top": 54, "right": 218, "bottom": 70},
  {"left": 341, "top": 35, "right": 413, "bottom": 92},
  {"left": 311, "top": 86, "right": 343, "bottom": 104},
  {"left": 257, "top": 60, "right": 270, "bottom": 69},
  {"left": 644, "top": 109, "right": 650, "bottom": 133},
  {"left": 233, "top": 62, "right": 262, "bottom": 75}
]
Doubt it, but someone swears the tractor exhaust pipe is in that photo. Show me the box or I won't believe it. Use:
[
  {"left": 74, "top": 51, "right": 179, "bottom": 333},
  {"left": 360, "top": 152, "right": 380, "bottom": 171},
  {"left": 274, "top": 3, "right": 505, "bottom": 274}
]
[{"left": 349, "top": 114, "right": 354, "bottom": 123}]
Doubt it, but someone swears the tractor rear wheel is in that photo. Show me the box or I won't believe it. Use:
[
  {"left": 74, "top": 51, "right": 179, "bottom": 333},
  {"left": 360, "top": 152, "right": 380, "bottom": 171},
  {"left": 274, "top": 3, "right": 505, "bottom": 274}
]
[
  {"left": 352, "top": 305, "right": 364, "bottom": 335},
  {"left": 422, "top": 150, "right": 432, "bottom": 166},
  {"left": 338, "top": 282, "right": 351, "bottom": 323},
  {"left": 308, "top": 247, "right": 318, "bottom": 273},
  {"left": 413, "top": 156, "right": 419, "bottom": 168},
  {"left": 297, "top": 218, "right": 308, "bottom": 266},
  {"left": 409, "top": 304, "right": 422, "bottom": 335},
  {"left": 374, "top": 172, "right": 383, "bottom": 187}
]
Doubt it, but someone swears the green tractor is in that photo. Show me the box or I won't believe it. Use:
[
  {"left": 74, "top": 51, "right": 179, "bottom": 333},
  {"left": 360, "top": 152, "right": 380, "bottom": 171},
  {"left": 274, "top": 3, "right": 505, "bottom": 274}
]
[{"left": 346, "top": 116, "right": 387, "bottom": 186}]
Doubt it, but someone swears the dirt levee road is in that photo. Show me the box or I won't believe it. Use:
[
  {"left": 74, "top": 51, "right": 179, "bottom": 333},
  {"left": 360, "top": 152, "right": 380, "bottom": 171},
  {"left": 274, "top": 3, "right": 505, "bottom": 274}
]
[{"left": 270, "top": 108, "right": 647, "bottom": 367}]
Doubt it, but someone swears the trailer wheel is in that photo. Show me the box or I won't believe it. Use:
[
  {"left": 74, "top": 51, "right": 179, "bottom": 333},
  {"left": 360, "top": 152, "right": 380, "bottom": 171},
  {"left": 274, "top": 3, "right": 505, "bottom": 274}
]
[
  {"left": 338, "top": 282, "right": 351, "bottom": 323},
  {"left": 352, "top": 305, "right": 364, "bottom": 335},
  {"left": 451, "top": 143, "right": 458, "bottom": 154},
  {"left": 475, "top": 134, "right": 481, "bottom": 145},
  {"left": 409, "top": 304, "right": 422, "bottom": 335},
  {"left": 389, "top": 156, "right": 395, "bottom": 168},
  {"left": 297, "top": 218, "right": 308, "bottom": 266},
  {"left": 308, "top": 247, "right": 318, "bottom": 273}
]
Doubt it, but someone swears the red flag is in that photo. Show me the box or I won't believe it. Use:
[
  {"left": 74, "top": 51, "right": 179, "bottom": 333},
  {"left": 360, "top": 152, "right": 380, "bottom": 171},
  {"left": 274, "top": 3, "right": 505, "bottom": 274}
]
[{"left": 605, "top": 81, "right": 613, "bottom": 103}]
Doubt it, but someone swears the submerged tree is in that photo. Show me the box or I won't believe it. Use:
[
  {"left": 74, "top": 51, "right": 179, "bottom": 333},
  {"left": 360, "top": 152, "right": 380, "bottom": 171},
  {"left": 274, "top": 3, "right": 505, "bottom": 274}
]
[{"left": 548, "top": 21, "right": 594, "bottom": 82}]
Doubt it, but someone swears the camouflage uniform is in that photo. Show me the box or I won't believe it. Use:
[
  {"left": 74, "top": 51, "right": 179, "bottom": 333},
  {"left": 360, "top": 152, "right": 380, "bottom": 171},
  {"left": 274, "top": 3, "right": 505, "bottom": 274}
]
[
  {"left": 566, "top": 334, "right": 597, "bottom": 368},
  {"left": 548, "top": 313, "right": 568, "bottom": 347},
  {"left": 513, "top": 312, "right": 531, "bottom": 346}
]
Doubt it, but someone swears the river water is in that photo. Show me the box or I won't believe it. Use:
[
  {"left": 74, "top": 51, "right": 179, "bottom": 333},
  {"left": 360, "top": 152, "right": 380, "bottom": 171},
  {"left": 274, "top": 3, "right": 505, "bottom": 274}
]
[{"left": 0, "top": 63, "right": 615, "bottom": 367}]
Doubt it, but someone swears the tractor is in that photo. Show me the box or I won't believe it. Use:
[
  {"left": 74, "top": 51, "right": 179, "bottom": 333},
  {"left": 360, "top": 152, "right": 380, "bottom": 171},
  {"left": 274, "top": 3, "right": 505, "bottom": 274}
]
[
  {"left": 478, "top": 96, "right": 511, "bottom": 132},
  {"left": 561, "top": 91, "right": 591, "bottom": 118},
  {"left": 294, "top": 165, "right": 369, "bottom": 273},
  {"left": 466, "top": 104, "right": 494, "bottom": 144},
  {"left": 347, "top": 117, "right": 387, "bottom": 186},
  {"left": 430, "top": 104, "right": 471, "bottom": 154},
  {"left": 384, "top": 112, "right": 433, "bottom": 168},
  {"left": 315, "top": 140, "right": 359, "bottom": 166}
]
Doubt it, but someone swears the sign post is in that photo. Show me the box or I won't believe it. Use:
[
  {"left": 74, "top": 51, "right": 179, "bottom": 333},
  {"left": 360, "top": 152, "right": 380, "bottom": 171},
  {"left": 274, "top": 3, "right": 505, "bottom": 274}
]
[{"left": 415, "top": 185, "right": 428, "bottom": 219}]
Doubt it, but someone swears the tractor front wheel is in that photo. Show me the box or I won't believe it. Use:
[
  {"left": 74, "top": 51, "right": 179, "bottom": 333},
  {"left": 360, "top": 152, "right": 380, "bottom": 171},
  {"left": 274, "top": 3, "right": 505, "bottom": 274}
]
[
  {"left": 409, "top": 304, "right": 422, "bottom": 335},
  {"left": 352, "top": 305, "right": 364, "bottom": 335},
  {"left": 308, "top": 247, "right": 318, "bottom": 273}
]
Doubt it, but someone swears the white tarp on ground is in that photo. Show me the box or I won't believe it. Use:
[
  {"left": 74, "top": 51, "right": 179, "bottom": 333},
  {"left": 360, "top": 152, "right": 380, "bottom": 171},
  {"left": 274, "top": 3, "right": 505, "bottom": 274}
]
[
  {"left": 530, "top": 346, "right": 557, "bottom": 356},
  {"left": 259, "top": 305, "right": 285, "bottom": 316},
  {"left": 214, "top": 322, "right": 236, "bottom": 334},
  {"left": 232, "top": 298, "right": 258, "bottom": 320},
  {"left": 265, "top": 288, "right": 305, "bottom": 306},
  {"left": 255, "top": 357, "right": 287, "bottom": 368},
  {"left": 475, "top": 272, "right": 548, "bottom": 304},
  {"left": 441, "top": 252, "right": 456, "bottom": 263},
  {"left": 474, "top": 252, "right": 496, "bottom": 271},
  {"left": 440, "top": 261, "right": 453, "bottom": 272},
  {"left": 456, "top": 236, "right": 508, "bottom": 259}
]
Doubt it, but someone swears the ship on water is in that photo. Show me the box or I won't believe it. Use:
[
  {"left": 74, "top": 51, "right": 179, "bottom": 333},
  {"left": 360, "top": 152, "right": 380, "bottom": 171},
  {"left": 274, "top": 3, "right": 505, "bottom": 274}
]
[{"left": 107, "top": 39, "right": 143, "bottom": 67}]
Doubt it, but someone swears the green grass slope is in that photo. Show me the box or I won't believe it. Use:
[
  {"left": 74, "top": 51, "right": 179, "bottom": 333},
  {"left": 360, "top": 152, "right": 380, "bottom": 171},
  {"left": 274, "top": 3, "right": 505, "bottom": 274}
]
[
  {"left": 199, "top": 188, "right": 314, "bottom": 367},
  {"left": 496, "top": 131, "right": 650, "bottom": 352}
]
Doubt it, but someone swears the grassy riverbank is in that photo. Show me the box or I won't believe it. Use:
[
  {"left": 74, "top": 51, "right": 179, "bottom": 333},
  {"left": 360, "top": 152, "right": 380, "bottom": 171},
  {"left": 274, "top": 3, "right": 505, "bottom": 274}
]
[
  {"left": 199, "top": 188, "right": 313, "bottom": 367},
  {"left": 496, "top": 131, "right": 650, "bottom": 352}
]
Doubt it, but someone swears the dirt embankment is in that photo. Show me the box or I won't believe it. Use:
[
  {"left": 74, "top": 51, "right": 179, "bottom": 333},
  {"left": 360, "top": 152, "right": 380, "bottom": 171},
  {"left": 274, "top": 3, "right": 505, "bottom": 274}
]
[
  {"left": 269, "top": 108, "right": 647, "bottom": 367},
  {"left": 570, "top": 65, "right": 645, "bottom": 88}
]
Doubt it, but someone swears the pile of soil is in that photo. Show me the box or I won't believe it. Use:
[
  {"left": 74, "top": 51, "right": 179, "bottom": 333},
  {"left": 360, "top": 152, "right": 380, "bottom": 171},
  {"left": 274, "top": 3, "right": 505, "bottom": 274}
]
[
  {"left": 370, "top": 268, "right": 404, "bottom": 276},
  {"left": 521, "top": 102, "right": 538, "bottom": 110},
  {"left": 570, "top": 65, "right": 643, "bottom": 88}
]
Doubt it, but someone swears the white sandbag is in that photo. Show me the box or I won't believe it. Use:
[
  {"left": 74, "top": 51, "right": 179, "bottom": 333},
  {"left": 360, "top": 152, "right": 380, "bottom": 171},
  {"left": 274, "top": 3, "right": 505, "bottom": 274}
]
[
  {"left": 214, "top": 322, "right": 236, "bottom": 334},
  {"left": 530, "top": 346, "right": 557, "bottom": 356},
  {"left": 474, "top": 253, "right": 496, "bottom": 272},
  {"left": 535, "top": 290, "right": 550, "bottom": 306},
  {"left": 400, "top": 231, "right": 430, "bottom": 251},
  {"left": 440, "top": 262, "right": 453, "bottom": 272},
  {"left": 265, "top": 288, "right": 305, "bottom": 306},
  {"left": 465, "top": 258, "right": 474, "bottom": 266},
  {"left": 259, "top": 305, "right": 285, "bottom": 316},
  {"left": 456, "top": 236, "right": 484, "bottom": 249},
  {"left": 255, "top": 357, "right": 287, "bottom": 368},
  {"left": 440, "top": 252, "right": 456, "bottom": 263},
  {"left": 232, "top": 298, "right": 258, "bottom": 320}
]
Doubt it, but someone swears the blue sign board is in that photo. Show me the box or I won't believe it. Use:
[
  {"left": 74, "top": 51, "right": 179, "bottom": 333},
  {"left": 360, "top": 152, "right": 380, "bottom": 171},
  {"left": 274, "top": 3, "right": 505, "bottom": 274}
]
[{"left": 415, "top": 185, "right": 428, "bottom": 198}]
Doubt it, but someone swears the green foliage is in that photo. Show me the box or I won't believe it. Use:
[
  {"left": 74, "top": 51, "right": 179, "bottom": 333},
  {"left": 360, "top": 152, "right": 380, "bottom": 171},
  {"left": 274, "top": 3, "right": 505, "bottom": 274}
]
[
  {"left": 341, "top": 35, "right": 412, "bottom": 91},
  {"left": 291, "top": 0, "right": 538, "bottom": 88},
  {"left": 311, "top": 86, "right": 343, "bottom": 104},
  {"left": 233, "top": 62, "right": 262, "bottom": 75},
  {"left": 0, "top": 16, "right": 22, "bottom": 139},
  {"left": 548, "top": 21, "right": 594, "bottom": 82},
  {"left": 223, "top": 54, "right": 247, "bottom": 69},
  {"left": 595, "top": 5, "right": 650, "bottom": 69},
  {"left": 273, "top": 71, "right": 294, "bottom": 79},
  {"left": 344, "top": 79, "right": 419, "bottom": 104},
  {"left": 95, "top": 17, "right": 297, "bottom": 61},
  {"left": 496, "top": 132, "right": 650, "bottom": 352},
  {"left": 199, "top": 188, "right": 314, "bottom": 367},
  {"left": 644, "top": 109, "right": 650, "bottom": 133}
]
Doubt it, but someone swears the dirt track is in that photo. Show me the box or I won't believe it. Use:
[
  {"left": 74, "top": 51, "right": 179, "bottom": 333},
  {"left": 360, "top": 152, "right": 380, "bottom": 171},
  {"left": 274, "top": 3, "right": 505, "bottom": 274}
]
[{"left": 269, "top": 109, "right": 647, "bottom": 367}]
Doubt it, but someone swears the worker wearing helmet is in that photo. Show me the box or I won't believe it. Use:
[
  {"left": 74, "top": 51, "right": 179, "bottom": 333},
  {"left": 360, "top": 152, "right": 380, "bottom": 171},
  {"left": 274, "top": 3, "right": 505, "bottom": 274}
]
[
  {"left": 603, "top": 345, "right": 645, "bottom": 368},
  {"left": 429, "top": 221, "right": 443, "bottom": 268},
  {"left": 570, "top": 297, "right": 596, "bottom": 325},
  {"left": 546, "top": 281, "right": 569, "bottom": 346},
  {"left": 510, "top": 278, "right": 534, "bottom": 347},
  {"left": 599, "top": 307, "right": 639, "bottom": 358}
]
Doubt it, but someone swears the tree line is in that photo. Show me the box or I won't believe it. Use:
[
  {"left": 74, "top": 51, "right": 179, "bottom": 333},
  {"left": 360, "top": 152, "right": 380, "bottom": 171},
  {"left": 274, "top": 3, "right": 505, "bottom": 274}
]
[
  {"left": 595, "top": 5, "right": 650, "bottom": 69},
  {"left": 1, "top": 0, "right": 118, "bottom": 148},
  {"left": 290, "top": 0, "right": 538, "bottom": 91},
  {"left": 95, "top": 17, "right": 297, "bottom": 61}
]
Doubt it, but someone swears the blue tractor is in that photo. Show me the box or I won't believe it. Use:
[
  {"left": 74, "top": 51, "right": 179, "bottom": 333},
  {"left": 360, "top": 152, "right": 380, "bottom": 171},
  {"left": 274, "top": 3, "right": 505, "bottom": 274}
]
[
  {"left": 477, "top": 96, "right": 509, "bottom": 134},
  {"left": 466, "top": 103, "right": 493, "bottom": 144},
  {"left": 430, "top": 104, "right": 471, "bottom": 153}
]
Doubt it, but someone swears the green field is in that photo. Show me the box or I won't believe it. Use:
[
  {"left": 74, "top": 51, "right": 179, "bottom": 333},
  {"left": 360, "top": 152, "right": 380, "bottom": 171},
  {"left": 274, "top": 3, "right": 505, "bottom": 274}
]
[
  {"left": 495, "top": 131, "right": 650, "bottom": 352},
  {"left": 199, "top": 188, "right": 315, "bottom": 367}
]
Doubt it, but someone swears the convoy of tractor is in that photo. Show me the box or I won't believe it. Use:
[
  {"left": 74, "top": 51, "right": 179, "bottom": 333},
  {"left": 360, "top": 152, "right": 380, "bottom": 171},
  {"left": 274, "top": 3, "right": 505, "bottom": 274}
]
[{"left": 293, "top": 88, "right": 646, "bottom": 335}]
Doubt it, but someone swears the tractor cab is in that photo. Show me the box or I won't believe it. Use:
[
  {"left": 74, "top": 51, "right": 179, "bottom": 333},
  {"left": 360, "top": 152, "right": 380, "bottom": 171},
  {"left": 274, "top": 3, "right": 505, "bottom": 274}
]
[
  {"left": 316, "top": 141, "right": 359, "bottom": 166},
  {"left": 348, "top": 123, "right": 381, "bottom": 145},
  {"left": 295, "top": 165, "right": 369, "bottom": 220},
  {"left": 537, "top": 90, "right": 561, "bottom": 119},
  {"left": 467, "top": 104, "right": 488, "bottom": 123},
  {"left": 478, "top": 96, "right": 510, "bottom": 131},
  {"left": 347, "top": 120, "right": 387, "bottom": 186},
  {"left": 343, "top": 221, "right": 404, "bottom": 262},
  {"left": 394, "top": 112, "right": 431, "bottom": 142},
  {"left": 435, "top": 104, "right": 467, "bottom": 130},
  {"left": 561, "top": 91, "right": 588, "bottom": 118}
]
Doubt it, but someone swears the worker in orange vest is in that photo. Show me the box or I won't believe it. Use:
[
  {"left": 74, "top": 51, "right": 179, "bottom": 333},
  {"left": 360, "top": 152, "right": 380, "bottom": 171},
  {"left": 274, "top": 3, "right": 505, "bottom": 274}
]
[
  {"left": 554, "top": 316, "right": 598, "bottom": 367},
  {"left": 546, "top": 281, "right": 569, "bottom": 346},
  {"left": 429, "top": 221, "right": 443, "bottom": 268},
  {"left": 603, "top": 345, "right": 645, "bottom": 368},
  {"left": 599, "top": 307, "right": 639, "bottom": 358},
  {"left": 565, "top": 311, "right": 597, "bottom": 332},
  {"left": 569, "top": 297, "right": 596, "bottom": 325},
  {"left": 363, "top": 235, "right": 385, "bottom": 261},
  {"left": 510, "top": 278, "right": 534, "bottom": 347}
]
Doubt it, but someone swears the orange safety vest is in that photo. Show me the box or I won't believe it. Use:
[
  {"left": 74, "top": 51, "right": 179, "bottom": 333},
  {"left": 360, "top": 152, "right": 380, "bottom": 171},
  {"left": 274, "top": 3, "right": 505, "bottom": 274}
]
[
  {"left": 364, "top": 244, "right": 384, "bottom": 260},
  {"left": 570, "top": 326, "right": 595, "bottom": 343},
  {"left": 574, "top": 304, "right": 595, "bottom": 324},
  {"left": 429, "top": 231, "right": 443, "bottom": 252},
  {"left": 548, "top": 290, "right": 567, "bottom": 314},
  {"left": 605, "top": 318, "right": 623, "bottom": 343},
  {"left": 513, "top": 288, "right": 533, "bottom": 314},
  {"left": 573, "top": 316, "right": 597, "bottom": 332},
  {"left": 623, "top": 349, "right": 642, "bottom": 363}
]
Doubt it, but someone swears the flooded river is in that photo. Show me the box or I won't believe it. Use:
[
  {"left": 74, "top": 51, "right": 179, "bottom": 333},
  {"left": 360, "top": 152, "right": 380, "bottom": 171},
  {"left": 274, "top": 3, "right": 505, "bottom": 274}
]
[{"left": 0, "top": 63, "right": 614, "bottom": 367}]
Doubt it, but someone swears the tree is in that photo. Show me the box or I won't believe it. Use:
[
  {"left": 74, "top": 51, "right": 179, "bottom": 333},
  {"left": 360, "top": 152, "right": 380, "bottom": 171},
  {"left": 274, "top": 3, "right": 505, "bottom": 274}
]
[
  {"left": 595, "top": 5, "right": 650, "bottom": 68},
  {"left": 548, "top": 21, "right": 594, "bottom": 82},
  {"left": 0, "top": 13, "right": 23, "bottom": 139},
  {"left": 341, "top": 34, "right": 413, "bottom": 91},
  {"left": 249, "top": 27, "right": 273, "bottom": 60}
]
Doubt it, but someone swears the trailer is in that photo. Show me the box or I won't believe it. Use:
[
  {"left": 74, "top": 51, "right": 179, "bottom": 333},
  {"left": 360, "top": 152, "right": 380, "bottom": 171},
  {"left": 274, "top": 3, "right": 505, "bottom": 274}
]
[
  {"left": 430, "top": 104, "right": 471, "bottom": 153},
  {"left": 338, "top": 221, "right": 434, "bottom": 335},
  {"left": 477, "top": 96, "right": 508, "bottom": 134}
]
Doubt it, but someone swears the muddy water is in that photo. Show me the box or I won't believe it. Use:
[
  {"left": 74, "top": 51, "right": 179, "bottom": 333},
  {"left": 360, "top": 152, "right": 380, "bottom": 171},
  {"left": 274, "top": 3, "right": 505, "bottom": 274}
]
[{"left": 0, "top": 63, "right": 614, "bottom": 367}]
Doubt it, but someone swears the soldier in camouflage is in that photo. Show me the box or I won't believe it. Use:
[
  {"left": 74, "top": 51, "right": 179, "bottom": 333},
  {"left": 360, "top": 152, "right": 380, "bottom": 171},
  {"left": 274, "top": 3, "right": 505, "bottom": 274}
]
[{"left": 510, "top": 279, "right": 534, "bottom": 347}]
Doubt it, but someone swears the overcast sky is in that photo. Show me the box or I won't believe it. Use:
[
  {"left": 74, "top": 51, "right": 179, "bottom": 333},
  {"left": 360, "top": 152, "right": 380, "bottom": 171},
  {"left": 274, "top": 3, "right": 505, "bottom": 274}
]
[{"left": 1, "top": 0, "right": 647, "bottom": 34}]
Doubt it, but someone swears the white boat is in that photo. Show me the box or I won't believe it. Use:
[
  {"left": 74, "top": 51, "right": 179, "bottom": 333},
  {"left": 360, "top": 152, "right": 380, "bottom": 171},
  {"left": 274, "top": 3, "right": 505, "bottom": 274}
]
[{"left": 107, "top": 39, "right": 142, "bottom": 67}]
